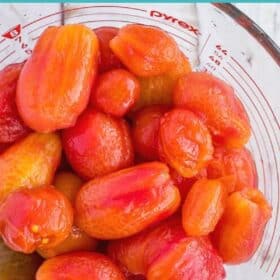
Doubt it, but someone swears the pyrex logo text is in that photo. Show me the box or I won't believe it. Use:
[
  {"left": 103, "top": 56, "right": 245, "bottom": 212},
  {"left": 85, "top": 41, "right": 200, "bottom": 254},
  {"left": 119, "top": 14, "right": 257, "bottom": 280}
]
[{"left": 150, "top": 10, "right": 200, "bottom": 36}]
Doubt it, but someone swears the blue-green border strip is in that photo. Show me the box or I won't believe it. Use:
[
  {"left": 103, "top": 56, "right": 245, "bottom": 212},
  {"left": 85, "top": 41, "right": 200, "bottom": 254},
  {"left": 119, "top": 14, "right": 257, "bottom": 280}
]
[{"left": 0, "top": 1, "right": 279, "bottom": 3}]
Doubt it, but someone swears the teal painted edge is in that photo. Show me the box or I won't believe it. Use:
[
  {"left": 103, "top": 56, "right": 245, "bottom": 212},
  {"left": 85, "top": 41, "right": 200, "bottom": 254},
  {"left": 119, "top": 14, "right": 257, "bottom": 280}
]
[{"left": 0, "top": 0, "right": 278, "bottom": 3}]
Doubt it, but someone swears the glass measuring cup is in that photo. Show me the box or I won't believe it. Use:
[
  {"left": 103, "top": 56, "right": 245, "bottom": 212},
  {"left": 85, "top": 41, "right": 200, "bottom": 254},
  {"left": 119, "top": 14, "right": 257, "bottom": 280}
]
[{"left": 0, "top": 3, "right": 279, "bottom": 280}]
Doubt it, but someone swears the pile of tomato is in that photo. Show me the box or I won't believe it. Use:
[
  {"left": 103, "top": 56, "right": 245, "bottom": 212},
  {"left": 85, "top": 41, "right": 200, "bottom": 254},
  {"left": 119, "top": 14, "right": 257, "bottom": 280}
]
[{"left": 0, "top": 23, "right": 271, "bottom": 280}]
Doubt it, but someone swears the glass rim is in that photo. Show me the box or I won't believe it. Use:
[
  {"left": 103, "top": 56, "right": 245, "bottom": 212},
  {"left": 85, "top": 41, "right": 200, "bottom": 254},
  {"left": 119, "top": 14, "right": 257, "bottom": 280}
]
[{"left": 213, "top": 3, "right": 280, "bottom": 67}]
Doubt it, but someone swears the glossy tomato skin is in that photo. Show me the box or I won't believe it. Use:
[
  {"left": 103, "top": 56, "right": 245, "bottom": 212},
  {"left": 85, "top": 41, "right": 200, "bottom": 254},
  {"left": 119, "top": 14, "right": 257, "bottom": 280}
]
[
  {"left": 132, "top": 105, "right": 169, "bottom": 161},
  {"left": 37, "top": 226, "right": 98, "bottom": 259},
  {"left": 108, "top": 217, "right": 225, "bottom": 280},
  {"left": 0, "top": 132, "right": 61, "bottom": 202},
  {"left": 75, "top": 162, "right": 180, "bottom": 239},
  {"left": 182, "top": 179, "right": 228, "bottom": 236},
  {"left": 173, "top": 72, "right": 251, "bottom": 149},
  {"left": 212, "top": 188, "right": 272, "bottom": 264},
  {"left": 91, "top": 69, "right": 140, "bottom": 117},
  {"left": 0, "top": 62, "right": 30, "bottom": 143},
  {"left": 62, "top": 109, "right": 134, "bottom": 180},
  {"left": 110, "top": 24, "right": 181, "bottom": 77},
  {"left": 159, "top": 109, "right": 213, "bottom": 178},
  {"left": 169, "top": 167, "right": 207, "bottom": 202},
  {"left": 94, "top": 26, "right": 123, "bottom": 73},
  {"left": 36, "top": 252, "right": 125, "bottom": 280},
  {"left": 53, "top": 171, "right": 83, "bottom": 204},
  {"left": 133, "top": 52, "right": 191, "bottom": 111},
  {"left": 38, "top": 172, "right": 98, "bottom": 259},
  {"left": 134, "top": 51, "right": 191, "bottom": 111},
  {"left": 0, "top": 143, "right": 11, "bottom": 154},
  {"left": 17, "top": 25, "right": 99, "bottom": 132},
  {"left": 207, "top": 147, "right": 258, "bottom": 192},
  {"left": 0, "top": 186, "right": 73, "bottom": 254}
]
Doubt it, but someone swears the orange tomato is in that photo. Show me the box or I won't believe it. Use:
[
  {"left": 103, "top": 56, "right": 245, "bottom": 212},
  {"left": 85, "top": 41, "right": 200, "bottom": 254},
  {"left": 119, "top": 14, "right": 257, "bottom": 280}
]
[
  {"left": 36, "top": 252, "right": 125, "bottom": 280},
  {"left": 207, "top": 147, "right": 258, "bottom": 192},
  {"left": 75, "top": 162, "right": 180, "bottom": 239},
  {"left": 169, "top": 168, "right": 207, "bottom": 202},
  {"left": 17, "top": 25, "right": 99, "bottom": 132},
  {"left": 159, "top": 109, "right": 213, "bottom": 177},
  {"left": 182, "top": 179, "right": 228, "bottom": 236},
  {"left": 53, "top": 172, "right": 83, "bottom": 204},
  {"left": 110, "top": 24, "right": 181, "bottom": 77},
  {"left": 37, "top": 226, "right": 97, "bottom": 259},
  {"left": 173, "top": 72, "right": 251, "bottom": 148},
  {"left": 134, "top": 51, "right": 191, "bottom": 110},
  {"left": 212, "top": 188, "right": 272, "bottom": 264},
  {"left": 0, "top": 133, "right": 61, "bottom": 202}
]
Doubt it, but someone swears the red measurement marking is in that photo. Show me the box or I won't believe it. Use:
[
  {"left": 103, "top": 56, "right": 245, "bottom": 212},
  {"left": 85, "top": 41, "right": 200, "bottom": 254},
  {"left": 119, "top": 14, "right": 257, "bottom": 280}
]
[
  {"left": 168, "top": 31, "right": 196, "bottom": 47},
  {"left": 214, "top": 50, "right": 223, "bottom": 59},
  {"left": 23, "top": 5, "right": 147, "bottom": 29},
  {"left": 27, "top": 19, "right": 61, "bottom": 35},
  {"left": 25, "top": 49, "right": 32, "bottom": 55},
  {"left": 222, "top": 66, "right": 271, "bottom": 230},
  {"left": 272, "top": 257, "right": 280, "bottom": 277},
  {"left": 226, "top": 61, "right": 269, "bottom": 190},
  {"left": 230, "top": 56, "right": 280, "bottom": 131},
  {"left": 223, "top": 65, "right": 280, "bottom": 271},
  {"left": 0, "top": 23, "right": 32, "bottom": 58},
  {"left": 228, "top": 58, "right": 280, "bottom": 271},
  {"left": 2, "top": 24, "right": 21, "bottom": 39},
  {"left": 0, "top": 45, "right": 9, "bottom": 54},
  {"left": 216, "top": 44, "right": 228, "bottom": 55},
  {"left": 67, "top": 11, "right": 197, "bottom": 42},
  {"left": 200, "top": 67, "right": 208, "bottom": 72},
  {"left": 150, "top": 10, "right": 200, "bottom": 36},
  {"left": 209, "top": 55, "right": 221, "bottom": 66},
  {"left": 219, "top": 70, "right": 267, "bottom": 202},
  {"left": 266, "top": 235, "right": 280, "bottom": 272},
  {"left": 21, "top": 42, "right": 28, "bottom": 49},
  {"left": 78, "top": 19, "right": 196, "bottom": 47},
  {"left": 14, "top": 36, "right": 22, "bottom": 43},
  {"left": 206, "top": 62, "right": 216, "bottom": 72},
  {"left": 0, "top": 50, "right": 15, "bottom": 64},
  {"left": 226, "top": 57, "right": 280, "bottom": 236}
]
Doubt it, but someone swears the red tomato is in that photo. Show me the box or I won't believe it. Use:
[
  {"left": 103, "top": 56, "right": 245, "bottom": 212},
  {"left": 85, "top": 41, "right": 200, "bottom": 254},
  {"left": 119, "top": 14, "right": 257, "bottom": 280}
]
[
  {"left": 62, "top": 109, "right": 134, "bottom": 179},
  {"left": 132, "top": 105, "right": 169, "bottom": 161},
  {"left": 91, "top": 69, "right": 140, "bottom": 117},
  {"left": 94, "top": 26, "right": 123, "bottom": 73},
  {"left": 0, "top": 62, "right": 30, "bottom": 143},
  {"left": 36, "top": 252, "right": 125, "bottom": 280},
  {"left": 0, "top": 186, "right": 73, "bottom": 254}
]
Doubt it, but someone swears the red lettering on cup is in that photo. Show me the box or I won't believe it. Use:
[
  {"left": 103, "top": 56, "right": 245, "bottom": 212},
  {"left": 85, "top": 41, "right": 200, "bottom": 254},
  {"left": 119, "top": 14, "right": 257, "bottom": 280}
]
[
  {"left": 2, "top": 24, "right": 21, "bottom": 39},
  {"left": 150, "top": 10, "right": 200, "bottom": 36},
  {"left": 150, "top": 10, "right": 162, "bottom": 17}
]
